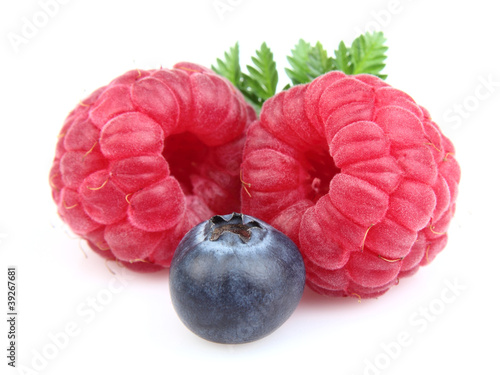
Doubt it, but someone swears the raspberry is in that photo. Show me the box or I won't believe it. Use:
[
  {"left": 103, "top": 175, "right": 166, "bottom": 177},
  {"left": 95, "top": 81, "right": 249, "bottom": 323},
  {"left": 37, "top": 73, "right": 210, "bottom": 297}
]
[
  {"left": 241, "top": 71, "right": 461, "bottom": 298},
  {"left": 50, "top": 63, "right": 254, "bottom": 271}
]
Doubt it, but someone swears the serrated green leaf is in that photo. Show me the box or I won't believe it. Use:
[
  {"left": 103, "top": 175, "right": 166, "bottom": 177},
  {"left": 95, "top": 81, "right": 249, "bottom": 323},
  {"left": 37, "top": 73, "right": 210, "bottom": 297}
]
[
  {"left": 332, "top": 32, "right": 388, "bottom": 79},
  {"left": 286, "top": 40, "right": 335, "bottom": 85},
  {"left": 333, "top": 40, "right": 353, "bottom": 74},
  {"left": 241, "top": 42, "right": 278, "bottom": 106},
  {"left": 285, "top": 39, "right": 313, "bottom": 85},
  {"left": 308, "top": 42, "right": 335, "bottom": 76},
  {"left": 212, "top": 32, "right": 389, "bottom": 112},
  {"left": 211, "top": 42, "right": 241, "bottom": 87},
  {"left": 350, "top": 31, "right": 388, "bottom": 78}
]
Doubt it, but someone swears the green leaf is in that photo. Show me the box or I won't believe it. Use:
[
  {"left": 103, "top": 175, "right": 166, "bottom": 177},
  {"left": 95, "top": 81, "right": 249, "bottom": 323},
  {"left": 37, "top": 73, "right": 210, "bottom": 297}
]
[
  {"left": 211, "top": 42, "right": 242, "bottom": 87},
  {"left": 309, "top": 42, "right": 335, "bottom": 77},
  {"left": 333, "top": 41, "right": 353, "bottom": 75},
  {"left": 351, "top": 32, "right": 388, "bottom": 78},
  {"left": 351, "top": 31, "right": 388, "bottom": 78},
  {"left": 334, "top": 31, "right": 388, "bottom": 79},
  {"left": 285, "top": 40, "right": 334, "bottom": 85},
  {"left": 241, "top": 42, "right": 278, "bottom": 107},
  {"left": 285, "top": 39, "right": 313, "bottom": 85},
  {"left": 211, "top": 42, "right": 278, "bottom": 110},
  {"left": 211, "top": 32, "right": 389, "bottom": 111}
]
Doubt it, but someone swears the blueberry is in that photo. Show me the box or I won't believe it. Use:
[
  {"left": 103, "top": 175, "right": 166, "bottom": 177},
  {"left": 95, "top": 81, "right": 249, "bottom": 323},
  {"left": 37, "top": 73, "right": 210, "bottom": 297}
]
[{"left": 169, "top": 212, "right": 306, "bottom": 344}]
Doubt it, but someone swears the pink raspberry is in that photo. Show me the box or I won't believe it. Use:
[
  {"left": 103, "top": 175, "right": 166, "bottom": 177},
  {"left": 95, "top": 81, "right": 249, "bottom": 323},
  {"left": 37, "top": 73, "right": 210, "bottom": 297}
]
[
  {"left": 241, "top": 71, "right": 461, "bottom": 298},
  {"left": 50, "top": 63, "right": 255, "bottom": 271}
]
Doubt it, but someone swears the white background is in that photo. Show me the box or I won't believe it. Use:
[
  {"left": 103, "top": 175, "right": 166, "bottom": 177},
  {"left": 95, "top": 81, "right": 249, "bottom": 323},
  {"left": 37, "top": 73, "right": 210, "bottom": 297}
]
[{"left": 1, "top": 1, "right": 499, "bottom": 374}]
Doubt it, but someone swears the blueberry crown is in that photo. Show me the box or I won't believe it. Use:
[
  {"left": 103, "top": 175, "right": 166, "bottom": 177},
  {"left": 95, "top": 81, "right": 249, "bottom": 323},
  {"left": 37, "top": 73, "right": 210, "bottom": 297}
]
[{"left": 208, "top": 213, "right": 262, "bottom": 243}]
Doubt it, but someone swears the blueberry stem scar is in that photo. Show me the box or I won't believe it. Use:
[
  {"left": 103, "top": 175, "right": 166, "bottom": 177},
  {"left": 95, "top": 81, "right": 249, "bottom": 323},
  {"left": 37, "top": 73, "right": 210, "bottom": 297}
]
[
  {"left": 210, "top": 224, "right": 252, "bottom": 241},
  {"left": 209, "top": 213, "right": 262, "bottom": 242}
]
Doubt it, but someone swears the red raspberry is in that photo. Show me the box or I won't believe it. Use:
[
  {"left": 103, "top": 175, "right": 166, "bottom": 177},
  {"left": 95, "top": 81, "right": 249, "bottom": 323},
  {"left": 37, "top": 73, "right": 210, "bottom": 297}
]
[
  {"left": 241, "top": 71, "right": 461, "bottom": 298},
  {"left": 49, "top": 63, "right": 254, "bottom": 272}
]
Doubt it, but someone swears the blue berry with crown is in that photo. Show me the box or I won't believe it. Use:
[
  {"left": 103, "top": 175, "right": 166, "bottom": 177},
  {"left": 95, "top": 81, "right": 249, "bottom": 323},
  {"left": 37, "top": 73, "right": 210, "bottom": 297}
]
[{"left": 169, "top": 212, "right": 305, "bottom": 344}]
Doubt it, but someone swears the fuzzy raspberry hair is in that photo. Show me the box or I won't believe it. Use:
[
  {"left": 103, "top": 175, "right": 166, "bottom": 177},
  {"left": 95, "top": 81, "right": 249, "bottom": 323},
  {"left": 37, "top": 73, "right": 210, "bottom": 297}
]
[
  {"left": 49, "top": 63, "right": 255, "bottom": 271},
  {"left": 241, "top": 71, "right": 460, "bottom": 298}
]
